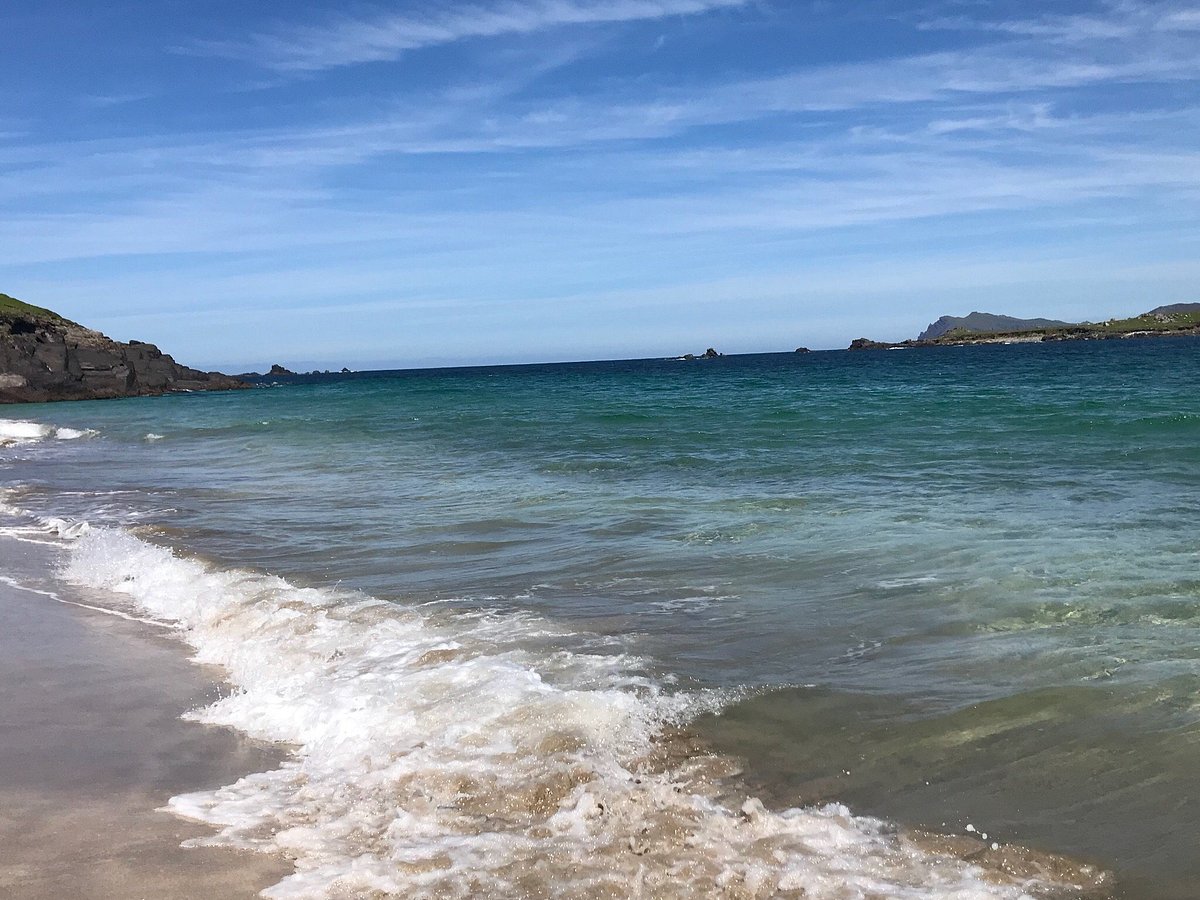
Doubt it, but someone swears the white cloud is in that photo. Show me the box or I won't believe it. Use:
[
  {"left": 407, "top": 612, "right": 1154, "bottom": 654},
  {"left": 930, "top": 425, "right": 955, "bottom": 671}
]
[
  {"left": 80, "top": 92, "right": 158, "bottom": 108},
  {"left": 6, "top": 101, "right": 1200, "bottom": 269},
  {"left": 922, "top": 1, "right": 1200, "bottom": 43},
  {"left": 200, "top": 0, "right": 750, "bottom": 72},
  {"left": 1160, "top": 8, "right": 1200, "bottom": 28}
]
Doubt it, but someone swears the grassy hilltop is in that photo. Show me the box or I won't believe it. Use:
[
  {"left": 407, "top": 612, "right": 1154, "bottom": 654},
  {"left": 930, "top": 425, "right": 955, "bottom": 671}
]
[
  {"left": 1, "top": 290, "right": 244, "bottom": 403},
  {"left": 0, "top": 292, "right": 74, "bottom": 325}
]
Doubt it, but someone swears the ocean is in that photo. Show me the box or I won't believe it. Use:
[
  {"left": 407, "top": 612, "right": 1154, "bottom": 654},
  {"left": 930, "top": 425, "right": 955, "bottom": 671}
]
[{"left": 2, "top": 338, "right": 1199, "bottom": 899}]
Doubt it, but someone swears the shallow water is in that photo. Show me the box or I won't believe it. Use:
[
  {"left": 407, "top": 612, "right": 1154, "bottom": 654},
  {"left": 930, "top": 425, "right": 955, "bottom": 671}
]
[{"left": 3, "top": 339, "right": 1199, "bottom": 897}]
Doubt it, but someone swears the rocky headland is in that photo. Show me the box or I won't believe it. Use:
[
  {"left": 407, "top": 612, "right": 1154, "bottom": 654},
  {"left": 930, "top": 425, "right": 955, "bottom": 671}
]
[
  {"left": 917, "top": 312, "right": 1074, "bottom": 342},
  {"left": 849, "top": 304, "right": 1200, "bottom": 351},
  {"left": 0, "top": 293, "right": 245, "bottom": 404}
]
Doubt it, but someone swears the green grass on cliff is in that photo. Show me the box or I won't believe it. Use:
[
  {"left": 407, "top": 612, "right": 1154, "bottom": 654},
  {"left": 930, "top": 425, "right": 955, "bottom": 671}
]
[
  {"left": 1088, "top": 310, "right": 1200, "bottom": 333},
  {"left": 0, "top": 293, "right": 74, "bottom": 325}
]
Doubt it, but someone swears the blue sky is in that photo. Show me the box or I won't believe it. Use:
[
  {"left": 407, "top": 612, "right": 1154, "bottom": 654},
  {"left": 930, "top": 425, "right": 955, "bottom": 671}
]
[{"left": 2, "top": 1, "right": 1199, "bottom": 370}]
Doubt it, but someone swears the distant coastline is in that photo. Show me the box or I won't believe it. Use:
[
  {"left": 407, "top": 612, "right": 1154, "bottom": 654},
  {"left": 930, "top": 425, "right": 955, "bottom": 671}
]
[
  {"left": 6, "top": 290, "right": 1200, "bottom": 406},
  {"left": 847, "top": 303, "right": 1200, "bottom": 351}
]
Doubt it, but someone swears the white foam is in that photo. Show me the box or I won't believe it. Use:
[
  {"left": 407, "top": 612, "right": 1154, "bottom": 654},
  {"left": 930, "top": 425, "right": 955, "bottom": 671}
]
[
  {"left": 0, "top": 419, "right": 52, "bottom": 443},
  {"left": 54, "top": 426, "right": 97, "bottom": 440},
  {"left": 0, "top": 418, "right": 96, "bottom": 444},
  {"left": 59, "top": 527, "right": 1079, "bottom": 899},
  {"left": 145, "top": 433, "right": 166, "bottom": 442},
  {"left": 876, "top": 575, "right": 940, "bottom": 590},
  {"left": 42, "top": 517, "right": 91, "bottom": 539},
  {"left": 0, "top": 492, "right": 93, "bottom": 543},
  {"left": 0, "top": 574, "right": 169, "bottom": 628},
  {"left": 0, "top": 486, "right": 21, "bottom": 516},
  {"left": 0, "top": 574, "right": 61, "bottom": 600}
]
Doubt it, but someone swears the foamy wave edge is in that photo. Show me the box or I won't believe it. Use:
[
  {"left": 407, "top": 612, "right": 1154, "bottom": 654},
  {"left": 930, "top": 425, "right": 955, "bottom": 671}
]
[
  {"left": 60, "top": 526, "right": 1079, "bottom": 900},
  {"left": 0, "top": 417, "right": 97, "bottom": 444}
]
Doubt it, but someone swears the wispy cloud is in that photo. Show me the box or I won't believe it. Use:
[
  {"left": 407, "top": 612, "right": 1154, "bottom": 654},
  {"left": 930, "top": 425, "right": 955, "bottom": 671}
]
[
  {"left": 922, "top": 1, "right": 1200, "bottom": 43},
  {"left": 1161, "top": 8, "right": 1200, "bottom": 28},
  {"left": 198, "top": 0, "right": 749, "bottom": 72},
  {"left": 6, "top": 93, "right": 1200, "bottom": 269},
  {"left": 80, "top": 91, "right": 157, "bottom": 109}
]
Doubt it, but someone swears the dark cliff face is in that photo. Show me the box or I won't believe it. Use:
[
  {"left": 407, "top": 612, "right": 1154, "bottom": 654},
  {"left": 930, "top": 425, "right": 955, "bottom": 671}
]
[{"left": 0, "top": 298, "right": 244, "bottom": 404}]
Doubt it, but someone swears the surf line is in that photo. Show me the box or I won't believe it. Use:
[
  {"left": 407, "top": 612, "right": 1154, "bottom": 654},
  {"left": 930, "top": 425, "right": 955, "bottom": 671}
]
[{"left": 0, "top": 574, "right": 175, "bottom": 629}]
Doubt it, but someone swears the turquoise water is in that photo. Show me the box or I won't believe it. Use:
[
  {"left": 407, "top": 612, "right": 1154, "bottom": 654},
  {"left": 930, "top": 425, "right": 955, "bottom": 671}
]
[{"left": 4, "top": 338, "right": 1200, "bottom": 897}]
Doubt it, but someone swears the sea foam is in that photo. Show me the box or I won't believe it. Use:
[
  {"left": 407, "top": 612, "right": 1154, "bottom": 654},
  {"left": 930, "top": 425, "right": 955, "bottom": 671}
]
[
  {"left": 0, "top": 418, "right": 96, "bottom": 444},
  {"left": 60, "top": 526, "right": 1073, "bottom": 900},
  {"left": 0, "top": 419, "right": 53, "bottom": 443}
]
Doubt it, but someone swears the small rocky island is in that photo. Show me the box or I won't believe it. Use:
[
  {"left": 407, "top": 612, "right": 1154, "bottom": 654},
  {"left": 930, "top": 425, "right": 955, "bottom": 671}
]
[
  {"left": 675, "top": 347, "right": 724, "bottom": 361},
  {"left": 849, "top": 304, "right": 1200, "bottom": 350},
  {"left": 0, "top": 292, "right": 245, "bottom": 403}
]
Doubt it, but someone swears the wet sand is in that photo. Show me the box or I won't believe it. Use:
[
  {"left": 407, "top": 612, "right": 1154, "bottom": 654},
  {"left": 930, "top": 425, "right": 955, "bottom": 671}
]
[{"left": 0, "top": 536, "right": 292, "bottom": 899}]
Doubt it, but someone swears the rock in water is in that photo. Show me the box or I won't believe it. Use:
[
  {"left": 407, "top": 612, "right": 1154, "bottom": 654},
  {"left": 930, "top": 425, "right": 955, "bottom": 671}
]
[
  {"left": 0, "top": 292, "right": 245, "bottom": 404},
  {"left": 848, "top": 337, "right": 899, "bottom": 350}
]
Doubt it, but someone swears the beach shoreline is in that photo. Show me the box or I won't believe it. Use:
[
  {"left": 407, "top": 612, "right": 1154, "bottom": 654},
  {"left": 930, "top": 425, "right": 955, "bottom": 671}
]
[
  {"left": 0, "top": 521, "right": 1118, "bottom": 900},
  {"left": 0, "top": 533, "right": 292, "bottom": 899},
  {"left": 3, "top": 334, "right": 1196, "bottom": 900}
]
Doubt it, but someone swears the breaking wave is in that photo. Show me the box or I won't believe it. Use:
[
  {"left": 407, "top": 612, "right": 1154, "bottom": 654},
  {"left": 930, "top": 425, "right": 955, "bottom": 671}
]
[
  {"left": 59, "top": 526, "right": 1086, "bottom": 899},
  {"left": 0, "top": 418, "right": 96, "bottom": 444}
]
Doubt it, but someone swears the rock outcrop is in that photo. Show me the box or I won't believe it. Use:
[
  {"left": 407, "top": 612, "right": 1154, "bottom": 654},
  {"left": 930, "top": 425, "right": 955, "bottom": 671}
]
[
  {"left": 0, "top": 292, "right": 245, "bottom": 404},
  {"left": 676, "top": 347, "right": 725, "bottom": 361},
  {"left": 848, "top": 337, "right": 907, "bottom": 351}
]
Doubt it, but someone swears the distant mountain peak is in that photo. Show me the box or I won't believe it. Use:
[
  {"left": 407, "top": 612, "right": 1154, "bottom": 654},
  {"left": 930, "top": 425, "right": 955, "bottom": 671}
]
[{"left": 1144, "top": 302, "right": 1200, "bottom": 316}]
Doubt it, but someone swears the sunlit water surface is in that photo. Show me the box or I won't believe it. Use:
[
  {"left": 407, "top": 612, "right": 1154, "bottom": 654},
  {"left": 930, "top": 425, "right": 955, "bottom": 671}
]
[{"left": 3, "top": 339, "right": 1199, "bottom": 898}]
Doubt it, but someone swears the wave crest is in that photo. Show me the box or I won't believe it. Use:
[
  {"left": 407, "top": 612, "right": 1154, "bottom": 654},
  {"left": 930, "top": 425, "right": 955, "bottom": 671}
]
[
  {"left": 63, "top": 527, "right": 1078, "bottom": 899},
  {"left": 0, "top": 418, "right": 97, "bottom": 444}
]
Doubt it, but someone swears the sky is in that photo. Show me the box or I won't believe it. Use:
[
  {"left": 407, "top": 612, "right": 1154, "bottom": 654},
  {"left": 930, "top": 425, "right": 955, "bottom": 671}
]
[{"left": 2, "top": 0, "right": 1199, "bottom": 370}]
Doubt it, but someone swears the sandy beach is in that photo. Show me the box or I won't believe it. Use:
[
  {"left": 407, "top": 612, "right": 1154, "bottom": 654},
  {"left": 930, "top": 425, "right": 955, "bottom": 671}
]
[{"left": 0, "top": 534, "right": 291, "bottom": 899}]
